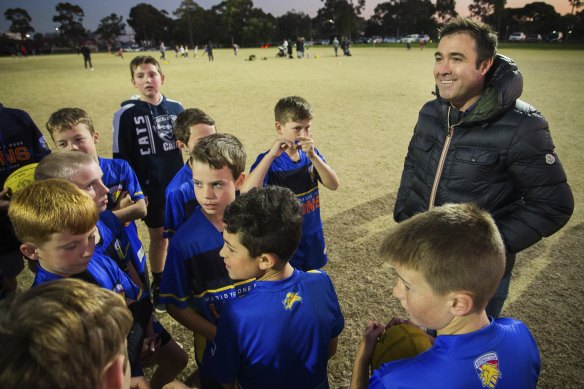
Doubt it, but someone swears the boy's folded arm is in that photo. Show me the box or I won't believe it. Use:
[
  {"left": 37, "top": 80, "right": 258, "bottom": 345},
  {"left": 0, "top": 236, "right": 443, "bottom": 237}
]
[
  {"left": 166, "top": 304, "right": 217, "bottom": 341},
  {"left": 112, "top": 199, "right": 147, "bottom": 224},
  {"left": 310, "top": 153, "right": 340, "bottom": 191}
]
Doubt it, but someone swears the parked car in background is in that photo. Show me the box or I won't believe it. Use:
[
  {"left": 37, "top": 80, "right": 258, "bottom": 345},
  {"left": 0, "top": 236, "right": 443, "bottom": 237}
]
[
  {"left": 546, "top": 31, "right": 563, "bottom": 42},
  {"left": 508, "top": 32, "right": 526, "bottom": 41},
  {"left": 383, "top": 36, "right": 398, "bottom": 43},
  {"left": 354, "top": 36, "right": 369, "bottom": 44},
  {"left": 402, "top": 34, "right": 430, "bottom": 43},
  {"left": 369, "top": 36, "right": 383, "bottom": 44},
  {"left": 525, "top": 34, "right": 542, "bottom": 42}
]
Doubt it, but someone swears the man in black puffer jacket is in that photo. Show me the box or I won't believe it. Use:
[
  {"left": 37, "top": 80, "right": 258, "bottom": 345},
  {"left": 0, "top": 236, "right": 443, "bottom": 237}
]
[{"left": 393, "top": 17, "right": 574, "bottom": 318}]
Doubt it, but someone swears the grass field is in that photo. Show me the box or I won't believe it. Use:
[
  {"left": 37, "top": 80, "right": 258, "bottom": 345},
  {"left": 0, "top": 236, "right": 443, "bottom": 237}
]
[{"left": 1, "top": 46, "right": 583, "bottom": 387}]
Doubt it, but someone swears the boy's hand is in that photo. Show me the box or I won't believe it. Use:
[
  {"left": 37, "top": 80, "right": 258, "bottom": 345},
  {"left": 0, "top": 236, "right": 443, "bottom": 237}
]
[
  {"left": 361, "top": 320, "right": 385, "bottom": 355},
  {"left": 268, "top": 138, "right": 292, "bottom": 158},
  {"left": 296, "top": 136, "right": 315, "bottom": 158},
  {"left": 131, "top": 376, "right": 151, "bottom": 389},
  {"left": 385, "top": 317, "right": 414, "bottom": 329},
  {"left": 114, "top": 190, "right": 133, "bottom": 210}
]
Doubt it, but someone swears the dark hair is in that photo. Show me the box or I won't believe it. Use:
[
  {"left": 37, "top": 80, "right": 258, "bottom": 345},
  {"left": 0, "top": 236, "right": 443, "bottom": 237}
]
[
  {"left": 174, "top": 108, "right": 216, "bottom": 144},
  {"left": 130, "top": 55, "right": 163, "bottom": 79},
  {"left": 439, "top": 17, "right": 497, "bottom": 68},
  {"left": 274, "top": 96, "right": 313, "bottom": 124},
  {"left": 223, "top": 186, "right": 303, "bottom": 261},
  {"left": 191, "top": 133, "right": 246, "bottom": 180}
]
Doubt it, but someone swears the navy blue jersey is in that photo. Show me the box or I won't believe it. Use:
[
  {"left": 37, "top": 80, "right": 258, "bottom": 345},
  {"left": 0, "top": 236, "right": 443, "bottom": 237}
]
[
  {"left": 163, "top": 162, "right": 198, "bottom": 239},
  {"left": 32, "top": 252, "right": 144, "bottom": 302},
  {"left": 250, "top": 149, "right": 327, "bottom": 270},
  {"left": 96, "top": 210, "right": 135, "bottom": 274},
  {"left": 0, "top": 105, "right": 51, "bottom": 254},
  {"left": 99, "top": 157, "right": 147, "bottom": 275},
  {"left": 112, "top": 96, "right": 184, "bottom": 203},
  {"left": 206, "top": 269, "right": 344, "bottom": 389},
  {"left": 159, "top": 206, "right": 255, "bottom": 320},
  {"left": 370, "top": 318, "right": 540, "bottom": 388}
]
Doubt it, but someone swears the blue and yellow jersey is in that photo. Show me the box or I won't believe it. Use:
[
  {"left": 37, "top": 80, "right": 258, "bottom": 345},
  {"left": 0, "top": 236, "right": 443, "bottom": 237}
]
[{"left": 163, "top": 162, "right": 198, "bottom": 239}]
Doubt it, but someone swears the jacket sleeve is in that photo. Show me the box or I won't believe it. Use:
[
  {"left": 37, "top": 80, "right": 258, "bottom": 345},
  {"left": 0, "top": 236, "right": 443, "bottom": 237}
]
[
  {"left": 495, "top": 113, "right": 574, "bottom": 253},
  {"left": 112, "top": 107, "right": 133, "bottom": 162},
  {"left": 393, "top": 130, "right": 418, "bottom": 222}
]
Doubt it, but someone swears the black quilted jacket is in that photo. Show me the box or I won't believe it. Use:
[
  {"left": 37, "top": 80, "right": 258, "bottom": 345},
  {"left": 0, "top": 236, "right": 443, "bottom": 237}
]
[{"left": 393, "top": 54, "right": 574, "bottom": 273}]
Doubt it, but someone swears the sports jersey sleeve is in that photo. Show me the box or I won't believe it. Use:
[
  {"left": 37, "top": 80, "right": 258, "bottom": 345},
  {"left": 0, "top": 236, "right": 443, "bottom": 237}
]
[
  {"left": 317, "top": 270, "right": 344, "bottom": 337},
  {"left": 118, "top": 159, "right": 145, "bottom": 201},
  {"left": 249, "top": 152, "right": 270, "bottom": 186},
  {"left": 112, "top": 105, "right": 135, "bottom": 164},
  {"left": 158, "top": 241, "right": 193, "bottom": 309},
  {"left": 206, "top": 305, "right": 241, "bottom": 384},
  {"left": 164, "top": 186, "right": 188, "bottom": 239}
]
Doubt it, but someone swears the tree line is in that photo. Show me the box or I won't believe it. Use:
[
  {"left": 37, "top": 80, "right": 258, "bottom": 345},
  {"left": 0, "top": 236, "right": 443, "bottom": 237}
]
[{"left": 4, "top": 0, "right": 584, "bottom": 50}]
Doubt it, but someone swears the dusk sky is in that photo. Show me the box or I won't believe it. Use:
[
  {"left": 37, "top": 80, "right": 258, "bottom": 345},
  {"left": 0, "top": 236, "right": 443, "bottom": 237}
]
[{"left": 0, "top": 0, "right": 573, "bottom": 34}]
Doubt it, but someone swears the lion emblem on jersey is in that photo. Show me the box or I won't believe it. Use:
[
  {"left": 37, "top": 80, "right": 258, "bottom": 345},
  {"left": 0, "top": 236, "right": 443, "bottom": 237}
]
[
  {"left": 153, "top": 115, "right": 176, "bottom": 143},
  {"left": 474, "top": 352, "right": 502, "bottom": 388},
  {"left": 282, "top": 292, "right": 302, "bottom": 310}
]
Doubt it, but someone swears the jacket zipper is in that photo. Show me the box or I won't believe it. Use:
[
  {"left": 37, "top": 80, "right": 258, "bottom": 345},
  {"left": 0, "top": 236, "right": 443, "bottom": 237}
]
[{"left": 429, "top": 105, "right": 459, "bottom": 208}]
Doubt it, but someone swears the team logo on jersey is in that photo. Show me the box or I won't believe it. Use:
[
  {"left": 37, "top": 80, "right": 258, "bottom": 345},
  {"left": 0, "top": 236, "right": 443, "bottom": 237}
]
[
  {"left": 153, "top": 115, "right": 176, "bottom": 143},
  {"left": 282, "top": 292, "right": 302, "bottom": 310},
  {"left": 112, "top": 281, "right": 126, "bottom": 297},
  {"left": 474, "top": 352, "right": 502, "bottom": 388}
]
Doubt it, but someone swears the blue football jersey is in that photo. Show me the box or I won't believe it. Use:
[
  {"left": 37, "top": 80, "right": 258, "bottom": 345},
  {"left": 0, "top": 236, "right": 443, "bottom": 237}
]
[
  {"left": 206, "top": 269, "right": 344, "bottom": 389},
  {"left": 369, "top": 318, "right": 540, "bottom": 388}
]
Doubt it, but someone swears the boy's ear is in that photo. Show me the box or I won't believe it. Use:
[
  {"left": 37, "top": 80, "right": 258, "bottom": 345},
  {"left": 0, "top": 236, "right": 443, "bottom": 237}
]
[
  {"left": 20, "top": 243, "right": 39, "bottom": 261},
  {"left": 176, "top": 140, "right": 188, "bottom": 151},
  {"left": 234, "top": 172, "right": 246, "bottom": 191},
  {"left": 93, "top": 132, "right": 100, "bottom": 145},
  {"left": 258, "top": 253, "right": 277, "bottom": 271},
  {"left": 275, "top": 121, "right": 283, "bottom": 135},
  {"left": 448, "top": 291, "right": 474, "bottom": 317},
  {"left": 100, "top": 354, "right": 125, "bottom": 389}
]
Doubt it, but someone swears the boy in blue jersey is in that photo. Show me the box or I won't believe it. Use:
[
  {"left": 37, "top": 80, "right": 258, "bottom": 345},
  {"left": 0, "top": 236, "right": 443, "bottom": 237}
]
[
  {"left": 34, "top": 151, "right": 145, "bottom": 286},
  {"left": 113, "top": 56, "right": 184, "bottom": 302},
  {"left": 46, "top": 108, "right": 148, "bottom": 288},
  {"left": 159, "top": 133, "right": 254, "bottom": 388},
  {"left": 8, "top": 179, "right": 188, "bottom": 389},
  {"left": 205, "top": 186, "right": 344, "bottom": 389},
  {"left": 242, "top": 96, "right": 339, "bottom": 271},
  {"left": 350, "top": 203, "right": 540, "bottom": 389},
  {"left": 164, "top": 108, "right": 216, "bottom": 239}
]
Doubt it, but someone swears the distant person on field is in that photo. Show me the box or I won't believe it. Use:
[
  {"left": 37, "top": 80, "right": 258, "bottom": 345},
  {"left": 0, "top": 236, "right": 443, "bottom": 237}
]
[
  {"left": 8, "top": 179, "right": 187, "bottom": 388},
  {"left": 163, "top": 108, "right": 217, "bottom": 240},
  {"left": 0, "top": 278, "right": 134, "bottom": 389},
  {"left": 160, "top": 41, "right": 166, "bottom": 60},
  {"left": 46, "top": 107, "right": 148, "bottom": 288},
  {"left": 296, "top": 36, "right": 305, "bottom": 58},
  {"left": 232, "top": 43, "right": 239, "bottom": 55},
  {"left": 0, "top": 104, "right": 51, "bottom": 298},
  {"left": 287, "top": 38, "right": 293, "bottom": 58},
  {"left": 80, "top": 44, "right": 94, "bottom": 70},
  {"left": 333, "top": 36, "right": 340, "bottom": 56},
  {"left": 113, "top": 56, "right": 185, "bottom": 310},
  {"left": 205, "top": 186, "right": 344, "bottom": 389},
  {"left": 206, "top": 41, "right": 214, "bottom": 62},
  {"left": 242, "top": 96, "right": 339, "bottom": 271},
  {"left": 393, "top": 17, "right": 574, "bottom": 319},
  {"left": 159, "top": 134, "right": 254, "bottom": 389},
  {"left": 115, "top": 46, "right": 125, "bottom": 59},
  {"left": 350, "top": 203, "right": 541, "bottom": 389}
]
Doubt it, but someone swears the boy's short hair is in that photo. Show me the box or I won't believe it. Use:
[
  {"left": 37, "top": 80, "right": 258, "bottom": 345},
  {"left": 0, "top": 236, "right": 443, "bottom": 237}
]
[
  {"left": 34, "top": 151, "right": 95, "bottom": 182},
  {"left": 130, "top": 55, "right": 163, "bottom": 79},
  {"left": 174, "top": 108, "right": 216, "bottom": 144},
  {"left": 439, "top": 17, "right": 498, "bottom": 67},
  {"left": 0, "top": 278, "right": 132, "bottom": 389},
  {"left": 46, "top": 107, "right": 96, "bottom": 137},
  {"left": 274, "top": 96, "right": 313, "bottom": 124},
  {"left": 8, "top": 179, "right": 99, "bottom": 247},
  {"left": 223, "top": 186, "right": 303, "bottom": 261},
  {"left": 380, "top": 203, "right": 505, "bottom": 311},
  {"left": 191, "top": 133, "right": 246, "bottom": 180}
]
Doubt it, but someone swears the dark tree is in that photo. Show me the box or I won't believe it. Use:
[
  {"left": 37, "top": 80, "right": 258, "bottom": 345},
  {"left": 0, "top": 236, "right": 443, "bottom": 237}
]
[
  {"left": 127, "top": 3, "right": 173, "bottom": 44},
  {"left": 4, "top": 8, "right": 35, "bottom": 39},
  {"left": 315, "top": 0, "right": 366, "bottom": 39},
  {"left": 52, "top": 2, "right": 87, "bottom": 47},
  {"left": 371, "top": 0, "right": 437, "bottom": 38},
  {"left": 95, "top": 13, "right": 126, "bottom": 46},
  {"left": 435, "top": 0, "right": 458, "bottom": 24}
]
